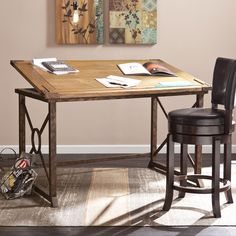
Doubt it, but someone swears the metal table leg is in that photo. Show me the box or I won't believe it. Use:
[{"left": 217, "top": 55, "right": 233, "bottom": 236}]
[
  {"left": 195, "top": 93, "right": 204, "bottom": 174},
  {"left": 18, "top": 92, "right": 58, "bottom": 207},
  {"left": 19, "top": 94, "right": 26, "bottom": 154},
  {"left": 150, "top": 97, "right": 158, "bottom": 162},
  {"left": 48, "top": 101, "right": 58, "bottom": 207}
]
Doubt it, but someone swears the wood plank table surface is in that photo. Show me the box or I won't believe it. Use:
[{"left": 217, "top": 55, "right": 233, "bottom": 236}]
[
  {"left": 11, "top": 59, "right": 211, "bottom": 207},
  {"left": 11, "top": 59, "right": 210, "bottom": 101}
]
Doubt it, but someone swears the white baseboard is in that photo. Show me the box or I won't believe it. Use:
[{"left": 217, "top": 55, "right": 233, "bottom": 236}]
[{"left": 0, "top": 144, "right": 236, "bottom": 154}]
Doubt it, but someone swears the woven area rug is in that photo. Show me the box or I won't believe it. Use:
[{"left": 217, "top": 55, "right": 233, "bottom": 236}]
[{"left": 0, "top": 165, "right": 236, "bottom": 226}]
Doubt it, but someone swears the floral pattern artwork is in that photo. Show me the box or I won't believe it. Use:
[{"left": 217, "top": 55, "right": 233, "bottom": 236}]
[
  {"left": 56, "top": 0, "right": 103, "bottom": 44},
  {"left": 109, "top": 0, "right": 157, "bottom": 44}
]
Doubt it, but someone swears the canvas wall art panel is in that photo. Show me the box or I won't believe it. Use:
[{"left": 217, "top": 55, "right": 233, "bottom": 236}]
[
  {"left": 109, "top": 0, "right": 157, "bottom": 44},
  {"left": 56, "top": 0, "right": 104, "bottom": 44}
]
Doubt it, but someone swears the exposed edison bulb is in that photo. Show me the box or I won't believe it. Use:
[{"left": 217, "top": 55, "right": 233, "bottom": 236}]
[
  {"left": 72, "top": 10, "right": 79, "bottom": 25},
  {"left": 72, "top": 1, "right": 79, "bottom": 25}
]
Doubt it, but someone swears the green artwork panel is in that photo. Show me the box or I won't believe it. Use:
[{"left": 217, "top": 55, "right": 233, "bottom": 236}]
[
  {"left": 109, "top": 0, "right": 157, "bottom": 44},
  {"left": 56, "top": 0, "right": 103, "bottom": 44}
]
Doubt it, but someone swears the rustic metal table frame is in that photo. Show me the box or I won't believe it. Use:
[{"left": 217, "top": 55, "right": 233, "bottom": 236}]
[
  {"left": 15, "top": 88, "right": 208, "bottom": 207},
  {"left": 11, "top": 59, "right": 211, "bottom": 207}
]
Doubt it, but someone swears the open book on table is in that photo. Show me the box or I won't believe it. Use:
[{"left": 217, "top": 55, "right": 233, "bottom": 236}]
[{"left": 117, "top": 61, "right": 176, "bottom": 77}]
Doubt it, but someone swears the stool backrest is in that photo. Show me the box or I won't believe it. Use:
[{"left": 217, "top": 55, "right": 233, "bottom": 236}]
[{"left": 212, "top": 57, "right": 236, "bottom": 110}]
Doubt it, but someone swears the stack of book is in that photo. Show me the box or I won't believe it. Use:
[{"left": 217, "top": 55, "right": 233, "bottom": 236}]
[{"left": 33, "top": 58, "right": 79, "bottom": 75}]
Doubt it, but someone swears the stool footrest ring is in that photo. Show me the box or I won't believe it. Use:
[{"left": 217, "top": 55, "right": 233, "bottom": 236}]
[{"left": 173, "top": 174, "right": 231, "bottom": 194}]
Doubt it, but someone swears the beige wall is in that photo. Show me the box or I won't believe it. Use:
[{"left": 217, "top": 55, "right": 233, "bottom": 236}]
[{"left": 0, "top": 0, "right": 236, "bottom": 148}]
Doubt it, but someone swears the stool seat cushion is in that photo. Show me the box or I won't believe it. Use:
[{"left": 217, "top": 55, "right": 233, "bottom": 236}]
[{"left": 168, "top": 108, "right": 225, "bottom": 126}]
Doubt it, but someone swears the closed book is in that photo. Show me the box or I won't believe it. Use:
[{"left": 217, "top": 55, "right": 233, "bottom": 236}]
[{"left": 42, "top": 61, "right": 77, "bottom": 73}]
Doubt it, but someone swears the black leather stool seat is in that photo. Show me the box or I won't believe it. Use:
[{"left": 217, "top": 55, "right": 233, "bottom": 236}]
[
  {"left": 168, "top": 108, "right": 225, "bottom": 126},
  {"left": 168, "top": 108, "right": 226, "bottom": 136}
]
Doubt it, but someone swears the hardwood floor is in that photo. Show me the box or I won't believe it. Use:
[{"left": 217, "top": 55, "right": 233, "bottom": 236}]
[
  {"left": 0, "top": 226, "right": 236, "bottom": 236},
  {"left": 0, "top": 153, "right": 235, "bottom": 236}
]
